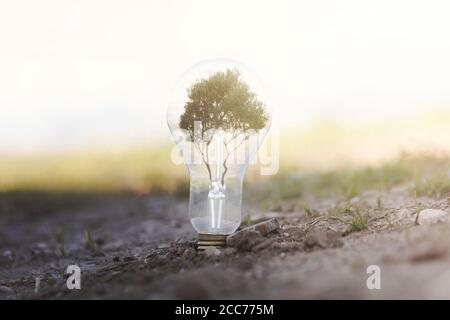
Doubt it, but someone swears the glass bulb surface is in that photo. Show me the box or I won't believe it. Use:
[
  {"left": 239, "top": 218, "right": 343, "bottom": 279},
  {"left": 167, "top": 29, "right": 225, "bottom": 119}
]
[{"left": 167, "top": 59, "right": 271, "bottom": 236}]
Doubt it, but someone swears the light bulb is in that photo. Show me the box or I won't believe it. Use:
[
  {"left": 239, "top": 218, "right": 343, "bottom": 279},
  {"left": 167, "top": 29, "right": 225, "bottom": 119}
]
[{"left": 167, "top": 59, "right": 271, "bottom": 249}]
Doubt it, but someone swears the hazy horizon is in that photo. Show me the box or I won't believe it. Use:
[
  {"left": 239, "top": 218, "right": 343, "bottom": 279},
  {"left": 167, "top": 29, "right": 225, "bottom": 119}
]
[{"left": 2, "top": 0, "right": 450, "bottom": 153}]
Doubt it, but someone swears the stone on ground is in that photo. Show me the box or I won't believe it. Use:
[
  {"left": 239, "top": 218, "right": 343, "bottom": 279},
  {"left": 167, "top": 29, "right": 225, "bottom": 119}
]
[
  {"left": 227, "top": 218, "right": 279, "bottom": 251},
  {"left": 417, "top": 209, "right": 448, "bottom": 225}
]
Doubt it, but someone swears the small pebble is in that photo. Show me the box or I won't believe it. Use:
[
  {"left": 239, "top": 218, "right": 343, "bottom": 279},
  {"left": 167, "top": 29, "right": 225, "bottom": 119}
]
[
  {"left": 157, "top": 243, "right": 170, "bottom": 249},
  {"left": 2, "top": 250, "right": 13, "bottom": 260},
  {"left": 203, "top": 247, "right": 221, "bottom": 257},
  {"left": 417, "top": 209, "right": 448, "bottom": 225},
  {"left": 227, "top": 230, "right": 263, "bottom": 252},
  {"left": 227, "top": 218, "right": 280, "bottom": 251}
]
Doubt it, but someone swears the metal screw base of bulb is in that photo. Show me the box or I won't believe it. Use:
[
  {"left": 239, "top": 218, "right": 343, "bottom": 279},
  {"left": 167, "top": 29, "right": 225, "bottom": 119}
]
[{"left": 196, "top": 233, "right": 227, "bottom": 251}]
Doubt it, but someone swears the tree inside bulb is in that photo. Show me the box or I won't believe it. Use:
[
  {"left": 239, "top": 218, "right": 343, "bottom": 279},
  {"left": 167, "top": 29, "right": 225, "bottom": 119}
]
[{"left": 167, "top": 62, "right": 271, "bottom": 249}]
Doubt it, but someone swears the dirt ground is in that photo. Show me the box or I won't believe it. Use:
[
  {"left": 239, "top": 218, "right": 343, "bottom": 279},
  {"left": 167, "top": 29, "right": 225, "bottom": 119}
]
[{"left": 1, "top": 185, "right": 450, "bottom": 300}]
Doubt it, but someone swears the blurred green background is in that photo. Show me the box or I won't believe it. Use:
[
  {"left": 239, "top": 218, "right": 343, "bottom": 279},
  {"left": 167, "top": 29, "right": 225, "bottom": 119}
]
[{"left": 2, "top": 110, "right": 450, "bottom": 205}]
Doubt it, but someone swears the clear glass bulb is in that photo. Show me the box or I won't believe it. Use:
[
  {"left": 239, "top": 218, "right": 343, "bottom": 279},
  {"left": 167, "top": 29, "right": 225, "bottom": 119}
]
[{"left": 167, "top": 59, "right": 271, "bottom": 242}]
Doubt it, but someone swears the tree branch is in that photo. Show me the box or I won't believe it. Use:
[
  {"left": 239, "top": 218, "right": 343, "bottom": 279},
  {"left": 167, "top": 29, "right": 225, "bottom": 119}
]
[
  {"left": 194, "top": 141, "right": 212, "bottom": 181},
  {"left": 220, "top": 132, "right": 249, "bottom": 184}
]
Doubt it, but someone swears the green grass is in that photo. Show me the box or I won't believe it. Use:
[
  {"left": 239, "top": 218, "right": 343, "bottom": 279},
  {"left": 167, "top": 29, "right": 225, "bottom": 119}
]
[
  {"left": 326, "top": 203, "right": 369, "bottom": 233},
  {"left": 348, "top": 211, "right": 370, "bottom": 232},
  {"left": 411, "top": 175, "right": 450, "bottom": 198},
  {"left": 85, "top": 230, "right": 99, "bottom": 254},
  {"left": 0, "top": 145, "right": 188, "bottom": 194},
  {"left": 254, "top": 159, "right": 414, "bottom": 210},
  {"left": 2, "top": 111, "right": 450, "bottom": 196},
  {"left": 54, "top": 230, "right": 66, "bottom": 257},
  {"left": 1, "top": 139, "right": 449, "bottom": 211},
  {"left": 252, "top": 153, "right": 450, "bottom": 210}
]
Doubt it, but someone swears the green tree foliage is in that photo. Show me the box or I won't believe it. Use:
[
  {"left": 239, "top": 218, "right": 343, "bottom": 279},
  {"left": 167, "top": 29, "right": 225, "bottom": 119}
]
[
  {"left": 179, "top": 69, "right": 268, "bottom": 141},
  {"left": 179, "top": 68, "right": 268, "bottom": 183}
]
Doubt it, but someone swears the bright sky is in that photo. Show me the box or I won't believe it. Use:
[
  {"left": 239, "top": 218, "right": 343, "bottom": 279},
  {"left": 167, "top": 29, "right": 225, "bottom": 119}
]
[{"left": 1, "top": 0, "right": 450, "bottom": 153}]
